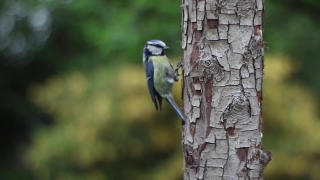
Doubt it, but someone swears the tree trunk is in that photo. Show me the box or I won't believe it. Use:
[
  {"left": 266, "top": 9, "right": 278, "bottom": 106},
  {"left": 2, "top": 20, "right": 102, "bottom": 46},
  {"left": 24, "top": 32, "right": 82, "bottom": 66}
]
[{"left": 181, "top": 0, "right": 272, "bottom": 179}]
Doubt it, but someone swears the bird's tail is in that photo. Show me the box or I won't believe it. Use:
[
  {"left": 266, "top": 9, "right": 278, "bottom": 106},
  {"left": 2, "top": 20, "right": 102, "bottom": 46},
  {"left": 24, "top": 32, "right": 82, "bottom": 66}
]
[{"left": 165, "top": 95, "right": 185, "bottom": 125}]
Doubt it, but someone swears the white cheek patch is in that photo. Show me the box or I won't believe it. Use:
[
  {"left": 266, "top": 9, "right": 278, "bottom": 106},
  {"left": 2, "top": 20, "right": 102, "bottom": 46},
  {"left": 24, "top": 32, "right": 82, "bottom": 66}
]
[
  {"left": 143, "top": 53, "right": 146, "bottom": 62},
  {"left": 147, "top": 45, "right": 162, "bottom": 55}
]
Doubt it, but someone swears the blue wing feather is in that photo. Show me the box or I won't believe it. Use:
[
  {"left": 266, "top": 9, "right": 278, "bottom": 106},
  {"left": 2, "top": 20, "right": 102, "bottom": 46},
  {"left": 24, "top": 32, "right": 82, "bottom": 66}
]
[{"left": 146, "top": 60, "right": 160, "bottom": 110}]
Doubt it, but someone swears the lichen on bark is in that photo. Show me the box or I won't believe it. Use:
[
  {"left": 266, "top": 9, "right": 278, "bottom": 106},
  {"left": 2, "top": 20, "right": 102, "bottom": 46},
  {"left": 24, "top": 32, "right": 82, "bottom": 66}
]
[{"left": 181, "top": 0, "right": 271, "bottom": 179}]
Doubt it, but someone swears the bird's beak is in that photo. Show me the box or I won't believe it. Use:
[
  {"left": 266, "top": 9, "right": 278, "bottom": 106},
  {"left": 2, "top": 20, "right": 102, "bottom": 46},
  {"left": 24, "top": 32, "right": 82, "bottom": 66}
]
[{"left": 164, "top": 46, "right": 169, "bottom": 50}]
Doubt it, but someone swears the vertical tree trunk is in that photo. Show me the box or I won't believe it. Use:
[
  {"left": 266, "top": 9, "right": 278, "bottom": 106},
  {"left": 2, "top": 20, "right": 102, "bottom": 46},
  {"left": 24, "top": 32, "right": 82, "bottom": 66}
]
[{"left": 181, "top": 0, "right": 271, "bottom": 179}]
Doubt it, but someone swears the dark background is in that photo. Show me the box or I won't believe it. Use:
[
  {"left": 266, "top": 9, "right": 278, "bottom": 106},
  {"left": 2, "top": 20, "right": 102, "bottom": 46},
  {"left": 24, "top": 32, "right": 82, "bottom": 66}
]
[{"left": 1, "top": 0, "right": 320, "bottom": 179}]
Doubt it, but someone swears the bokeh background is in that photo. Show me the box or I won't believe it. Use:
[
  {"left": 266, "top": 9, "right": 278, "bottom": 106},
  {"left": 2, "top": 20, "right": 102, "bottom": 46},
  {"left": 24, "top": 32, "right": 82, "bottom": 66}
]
[{"left": 1, "top": 0, "right": 320, "bottom": 179}]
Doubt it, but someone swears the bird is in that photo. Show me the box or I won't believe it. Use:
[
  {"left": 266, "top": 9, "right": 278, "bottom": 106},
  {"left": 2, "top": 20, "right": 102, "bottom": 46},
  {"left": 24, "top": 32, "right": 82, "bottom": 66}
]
[{"left": 143, "top": 40, "right": 185, "bottom": 125}]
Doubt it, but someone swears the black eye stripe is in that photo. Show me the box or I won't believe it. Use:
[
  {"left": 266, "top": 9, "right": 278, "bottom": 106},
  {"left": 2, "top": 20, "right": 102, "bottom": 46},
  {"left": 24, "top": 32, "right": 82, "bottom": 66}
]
[{"left": 148, "top": 44, "right": 163, "bottom": 48}]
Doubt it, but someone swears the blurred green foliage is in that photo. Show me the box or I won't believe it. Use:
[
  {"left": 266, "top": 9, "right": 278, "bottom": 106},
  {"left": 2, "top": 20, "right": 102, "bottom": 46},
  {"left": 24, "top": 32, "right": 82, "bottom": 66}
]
[
  {"left": 1, "top": 0, "right": 320, "bottom": 180},
  {"left": 25, "top": 63, "right": 184, "bottom": 180}
]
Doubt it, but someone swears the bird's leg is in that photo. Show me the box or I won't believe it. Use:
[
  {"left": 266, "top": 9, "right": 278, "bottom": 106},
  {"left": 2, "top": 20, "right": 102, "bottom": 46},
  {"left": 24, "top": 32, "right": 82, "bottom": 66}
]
[{"left": 174, "top": 60, "right": 184, "bottom": 82}]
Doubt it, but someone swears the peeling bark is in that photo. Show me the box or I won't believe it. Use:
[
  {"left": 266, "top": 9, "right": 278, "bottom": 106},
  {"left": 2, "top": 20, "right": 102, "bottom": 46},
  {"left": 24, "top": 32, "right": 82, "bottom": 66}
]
[{"left": 181, "top": 0, "right": 271, "bottom": 179}]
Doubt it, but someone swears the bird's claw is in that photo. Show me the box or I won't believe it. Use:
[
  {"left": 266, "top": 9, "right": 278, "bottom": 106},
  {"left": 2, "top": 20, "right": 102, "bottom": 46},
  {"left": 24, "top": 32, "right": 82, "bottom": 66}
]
[
  {"left": 175, "top": 60, "right": 183, "bottom": 72},
  {"left": 174, "top": 76, "right": 179, "bottom": 82},
  {"left": 174, "top": 60, "right": 184, "bottom": 81}
]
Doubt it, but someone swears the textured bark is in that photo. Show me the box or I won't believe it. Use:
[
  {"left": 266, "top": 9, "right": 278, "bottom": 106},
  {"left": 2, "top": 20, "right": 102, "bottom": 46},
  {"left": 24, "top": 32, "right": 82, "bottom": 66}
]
[{"left": 181, "top": 0, "right": 271, "bottom": 179}]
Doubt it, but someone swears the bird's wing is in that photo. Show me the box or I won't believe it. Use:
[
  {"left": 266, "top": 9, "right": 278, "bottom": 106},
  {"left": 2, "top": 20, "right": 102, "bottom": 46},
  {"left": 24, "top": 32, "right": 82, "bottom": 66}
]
[{"left": 146, "top": 59, "right": 159, "bottom": 110}]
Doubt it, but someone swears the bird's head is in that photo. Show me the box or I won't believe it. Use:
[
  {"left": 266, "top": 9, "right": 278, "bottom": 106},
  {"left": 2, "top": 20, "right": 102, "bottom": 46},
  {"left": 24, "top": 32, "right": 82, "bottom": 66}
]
[{"left": 144, "top": 40, "right": 169, "bottom": 56}]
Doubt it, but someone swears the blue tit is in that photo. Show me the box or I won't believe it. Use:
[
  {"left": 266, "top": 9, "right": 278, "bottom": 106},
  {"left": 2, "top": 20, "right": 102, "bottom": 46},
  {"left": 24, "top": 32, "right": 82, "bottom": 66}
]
[{"left": 143, "top": 40, "right": 185, "bottom": 125}]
